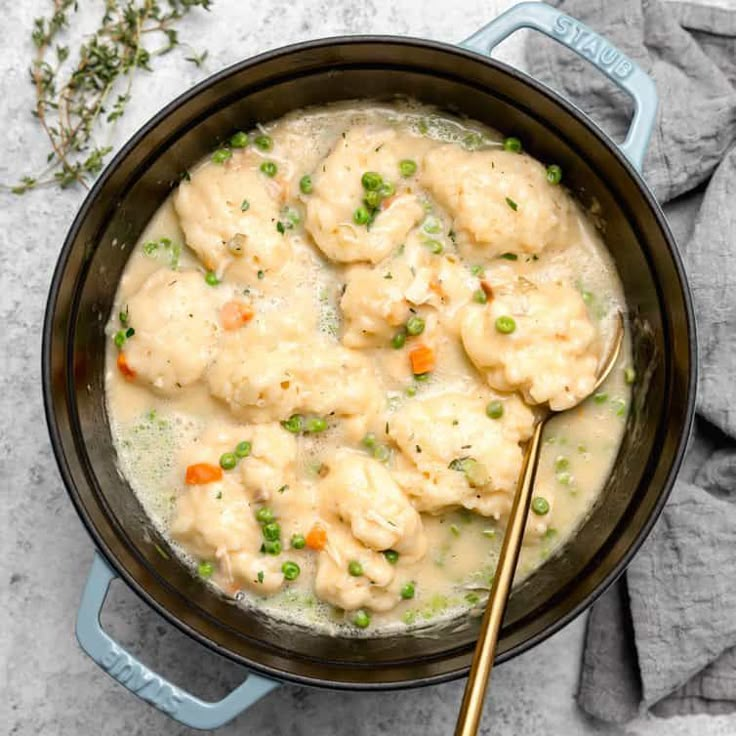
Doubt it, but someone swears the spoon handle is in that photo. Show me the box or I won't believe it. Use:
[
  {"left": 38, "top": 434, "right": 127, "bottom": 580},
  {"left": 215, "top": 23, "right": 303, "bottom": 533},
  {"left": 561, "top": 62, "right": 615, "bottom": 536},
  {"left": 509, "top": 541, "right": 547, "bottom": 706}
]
[{"left": 454, "top": 418, "right": 546, "bottom": 736}]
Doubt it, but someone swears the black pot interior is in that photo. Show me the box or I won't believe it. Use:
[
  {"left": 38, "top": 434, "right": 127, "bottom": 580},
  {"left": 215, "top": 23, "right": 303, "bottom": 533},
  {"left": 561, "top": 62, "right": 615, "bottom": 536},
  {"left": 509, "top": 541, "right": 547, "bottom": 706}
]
[{"left": 45, "top": 38, "right": 695, "bottom": 688}]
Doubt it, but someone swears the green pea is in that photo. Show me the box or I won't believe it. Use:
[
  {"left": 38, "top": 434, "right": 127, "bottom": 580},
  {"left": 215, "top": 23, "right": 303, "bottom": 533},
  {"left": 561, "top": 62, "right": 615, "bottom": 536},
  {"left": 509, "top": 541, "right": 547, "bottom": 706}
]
[
  {"left": 503, "top": 136, "right": 522, "bottom": 153},
  {"left": 473, "top": 289, "right": 488, "bottom": 305},
  {"left": 406, "top": 316, "right": 425, "bottom": 336},
  {"left": 361, "top": 171, "right": 383, "bottom": 191},
  {"left": 305, "top": 416, "right": 328, "bottom": 433},
  {"left": 379, "top": 181, "right": 395, "bottom": 198},
  {"left": 383, "top": 549, "right": 399, "bottom": 564},
  {"left": 205, "top": 270, "right": 219, "bottom": 286},
  {"left": 593, "top": 392, "right": 608, "bottom": 404},
  {"left": 546, "top": 164, "right": 562, "bottom": 184},
  {"left": 299, "top": 175, "right": 313, "bottom": 194},
  {"left": 624, "top": 367, "right": 636, "bottom": 385},
  {"left": 612, "top": 398, "right": 628, "bottom": 417},
  {"left": 254, "top": 134, "right": 273, "bottom": 151},
  {"left": 424, "top": 239, "right": 443, "bottom": 255},
  {"left": 211, "top": 148, "right": 232, "bottom": 164},
  {"left": 423, "top": 217, "right": 442, "bottom": 234},
  {"left": 235, "top": 441, "right": 252, "bottom": 458},
  {"left": 353, "top": 609, "right": 371, "bottom": 629},
  {"left": 229, "top": 131, "right": 249, "bottom": 148},
  {"left": 373, "top": 444, "right": 391, "bottom": 463},
  {"left": 219, "top": 452, "right": 237, "bottom": 470},
  {"left": 554, "top": 456, "right": 569, "bottom": 472},
  {"left": 495, "top": 315, "right": 516, "bottom": 334},
  {"left": 281, "top": 414, "right": 304, "bottom": 433},
  {"left": 113, "top": 330, "right": 126, "bottom": 348},
  {"left": 470, "top": 264, "right": 485, "bottom": 277},
  {"left": 282, "top": 561, "right": 300, "bottom": 581},
  {"left": 531, "top": 496, "right": 550, "bottom": 515},
  {"left": 353, "top": 206, "right": 371, "bottom": 225},
  {"left": 291, "top": 533, "right": 306, "bottom": 550},
  {"left": 581, "top": 290, "right": 594, "bottom": 305},
  {"left": 362, "top": 433, "right": 377, "bottom": 449},
  {"left": 255, "top": 507, "right": 274, "bottom": 524},
  {"left": 406, "top": 385, "right": 417, "bottom": 397},
  {"left": 263, "top": 539, "right": 282, "bottom": 555},
  {"left": 391, "top": 328, "right": 407, "bottom": 349},
  {"left": 556, "top": 471, "right": 572, "bottom": 486},
  {"left": 399, "top": 159, "right": 417, "bottom": 177},
  {"left": 363, "top": 190, "right": 382, "bottom": 209},
  {"left": 348, "top": 560, "right": 364, "bottom": 577},
  {"left": 400, "top": 582, "right": 416, "bottom": 600},
  {"left": 262, "top": 522, "right": 281, "bottom": 541},
  {"left": 260, "top": 161, "right": 277, "bottom": 177},
  {"left": 486, "top": 400, "right": 504, "bottom": 419},
  {"left": 197, "top": 561, "right": 214, "bottom": 578}
]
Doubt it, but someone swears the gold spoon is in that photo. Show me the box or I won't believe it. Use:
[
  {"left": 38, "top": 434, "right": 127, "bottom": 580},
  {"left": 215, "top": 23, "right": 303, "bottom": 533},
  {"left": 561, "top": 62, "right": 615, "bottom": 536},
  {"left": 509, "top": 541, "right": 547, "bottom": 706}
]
[{"left": 455, "top": 311, "right": 625, "bottom": 736}]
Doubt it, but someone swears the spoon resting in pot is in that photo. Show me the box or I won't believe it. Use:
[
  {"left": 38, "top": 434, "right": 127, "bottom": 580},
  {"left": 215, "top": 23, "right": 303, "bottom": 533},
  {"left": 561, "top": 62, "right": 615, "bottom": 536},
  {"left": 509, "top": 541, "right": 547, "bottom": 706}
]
[{"left": 454, "top": 311, "right": 626, "bottom": 736}]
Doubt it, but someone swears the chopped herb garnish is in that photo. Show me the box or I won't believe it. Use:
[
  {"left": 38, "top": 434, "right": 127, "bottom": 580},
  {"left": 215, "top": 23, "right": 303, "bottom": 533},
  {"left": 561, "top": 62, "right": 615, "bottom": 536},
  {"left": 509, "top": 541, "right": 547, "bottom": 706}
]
[
  {"left": 240, "top": 199, "right": 250, "bottom": 212},
  {"left": 505, "top": 197, "right": 518, "bottom": 211}
]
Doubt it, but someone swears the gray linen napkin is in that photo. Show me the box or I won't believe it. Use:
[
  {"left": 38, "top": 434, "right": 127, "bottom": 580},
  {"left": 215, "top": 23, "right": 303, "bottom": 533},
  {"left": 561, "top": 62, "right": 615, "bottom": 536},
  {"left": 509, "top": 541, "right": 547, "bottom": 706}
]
[{"left": 526, "top": 0, "right": 736, "bottom": 723}]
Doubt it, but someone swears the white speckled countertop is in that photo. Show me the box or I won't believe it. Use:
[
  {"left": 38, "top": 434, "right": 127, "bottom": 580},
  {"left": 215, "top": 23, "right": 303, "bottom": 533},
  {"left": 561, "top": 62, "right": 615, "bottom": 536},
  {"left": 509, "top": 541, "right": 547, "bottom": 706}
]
[{"left": 1, "top": 1, "right": 734, "bottom": 734}]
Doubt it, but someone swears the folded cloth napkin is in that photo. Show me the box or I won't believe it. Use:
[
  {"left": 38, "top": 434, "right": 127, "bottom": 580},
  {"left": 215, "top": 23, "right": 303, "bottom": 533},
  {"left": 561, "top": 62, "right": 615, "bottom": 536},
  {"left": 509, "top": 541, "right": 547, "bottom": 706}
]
[{"left": 526, "top": 0, "right": 736, "bottom": 723}]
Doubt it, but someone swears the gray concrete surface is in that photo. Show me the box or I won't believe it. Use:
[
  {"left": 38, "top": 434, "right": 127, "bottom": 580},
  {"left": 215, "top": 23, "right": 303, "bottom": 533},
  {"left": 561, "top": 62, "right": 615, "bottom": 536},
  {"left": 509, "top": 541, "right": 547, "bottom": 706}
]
[{"left": 1, "top": 0, "right": 734, "bottom": 734}]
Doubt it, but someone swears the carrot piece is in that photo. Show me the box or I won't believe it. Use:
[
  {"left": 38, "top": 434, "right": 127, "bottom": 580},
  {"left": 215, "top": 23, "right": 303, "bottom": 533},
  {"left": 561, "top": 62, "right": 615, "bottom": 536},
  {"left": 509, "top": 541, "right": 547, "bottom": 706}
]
[
  {"left": 306, "top": 525, "right": 327, "bottom": 551},
  {"left": 116, "top": 352, "right": 136, "bottom": 380},
  {"left": 409, "top": 344, "right": 435, "bottom": 375},
  {"left": 381, "top": 194, "right": 397, "bottom": 210},
  {"left": 185, "top": 463, "right": 223, "bottom": 485},
  {"left": 220, "top": 300, "right": 254, "bottom": 330}
]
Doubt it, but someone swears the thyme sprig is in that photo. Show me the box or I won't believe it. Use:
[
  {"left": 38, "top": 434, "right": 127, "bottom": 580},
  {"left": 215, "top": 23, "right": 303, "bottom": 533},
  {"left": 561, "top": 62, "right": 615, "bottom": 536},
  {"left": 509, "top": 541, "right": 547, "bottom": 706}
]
[{"left": 9, "top": 0, "right": 211, "bottom": 194}]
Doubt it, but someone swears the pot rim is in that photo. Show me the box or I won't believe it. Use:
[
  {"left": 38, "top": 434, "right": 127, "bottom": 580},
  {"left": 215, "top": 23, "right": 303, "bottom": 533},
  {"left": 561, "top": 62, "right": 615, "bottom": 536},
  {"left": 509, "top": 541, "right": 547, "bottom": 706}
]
[{"left": 43, "top": 33, "right": 697, "bottom": 690}]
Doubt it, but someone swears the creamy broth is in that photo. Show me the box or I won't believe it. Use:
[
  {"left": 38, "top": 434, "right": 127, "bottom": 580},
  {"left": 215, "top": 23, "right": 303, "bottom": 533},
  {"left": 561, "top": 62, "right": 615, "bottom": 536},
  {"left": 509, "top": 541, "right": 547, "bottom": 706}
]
[{"left": 106, "top": 101, "right": 631, "bottom": 635}]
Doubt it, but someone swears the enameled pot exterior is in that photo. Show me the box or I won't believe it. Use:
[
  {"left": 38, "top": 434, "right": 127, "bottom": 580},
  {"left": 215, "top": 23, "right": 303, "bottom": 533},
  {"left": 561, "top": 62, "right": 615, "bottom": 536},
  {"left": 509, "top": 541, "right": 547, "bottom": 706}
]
[{"left": 43, "top": 3, "right": 696, "bottom": 729}]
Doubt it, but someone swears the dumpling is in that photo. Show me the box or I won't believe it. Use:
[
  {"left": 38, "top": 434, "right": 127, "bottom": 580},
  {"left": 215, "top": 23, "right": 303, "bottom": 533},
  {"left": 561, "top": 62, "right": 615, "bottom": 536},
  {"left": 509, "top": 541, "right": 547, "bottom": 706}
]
[
  {"left": 174, "top": 156, "right": 290, "bottom": 284},
  {"left": 122, "top": 269, "right": 219, "bottom": 395},
  {"left": 304, "top": 126, "right": 425, "bottom": 263},
  {"left": 340, "top": 264, "right": 413, "bottom": 348},
  {"left": 318, "top": 449, "right": 426, "bottom": 561},
  {"left": 207, "top": 313, "right": 382, "bottom": 423},
  {"left": 182, "top": 423, "right": 298, "bottom": 503},
  {"left": 388, "top": 392, "right": 535, "bottom": 516},
  {"left": 171, "top": 476, "right": 285, "bottom": 594},
  {"left": 314, "top": 521, "right": 398, "bottom": 612},
  {"left": 460, "top": 278, "right": 599, "bottom": 410},
  {"left": 421, "top": 145, "right": 571, "bottom": 258}
]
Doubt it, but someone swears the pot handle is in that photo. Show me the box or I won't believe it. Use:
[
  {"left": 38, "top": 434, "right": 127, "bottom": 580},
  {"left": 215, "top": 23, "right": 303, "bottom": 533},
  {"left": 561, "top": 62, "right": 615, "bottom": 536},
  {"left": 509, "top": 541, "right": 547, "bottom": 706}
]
[
  {"left": 461, "top": 1, "right": 657, "bottom": 171},
  {"left": 76, "top": 553, "right": 279, "bottom": 730}
]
